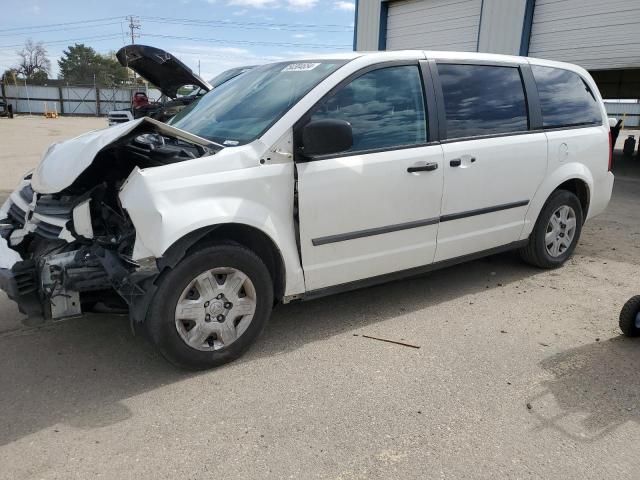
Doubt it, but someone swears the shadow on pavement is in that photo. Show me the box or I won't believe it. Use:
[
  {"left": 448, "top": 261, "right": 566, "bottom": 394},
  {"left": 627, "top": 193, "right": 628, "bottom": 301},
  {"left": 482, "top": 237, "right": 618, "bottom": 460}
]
[
  {"left": 0, "top": 251, "right": 538, "bottom": 446},
  {"left": 0, "top": 313, "right": 185, "bottom": 446},
  {"left": 528, "top": 336, "right": 640, "bottom": 442}
]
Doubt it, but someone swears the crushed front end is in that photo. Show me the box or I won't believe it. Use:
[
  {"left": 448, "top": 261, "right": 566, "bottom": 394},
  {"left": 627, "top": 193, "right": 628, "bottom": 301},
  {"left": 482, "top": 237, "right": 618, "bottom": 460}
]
[
  {"left": 0, "top": 175, "right": 155, "bottom": 324},
  {"left": 0, "top": 118, "right": 219, "bottom": 325}
]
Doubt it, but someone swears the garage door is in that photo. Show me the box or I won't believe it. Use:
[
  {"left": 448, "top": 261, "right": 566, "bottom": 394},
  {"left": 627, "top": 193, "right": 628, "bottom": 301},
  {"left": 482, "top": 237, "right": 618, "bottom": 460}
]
[
  {"left": 386, "top": 0, "right": 482, "bottom": 51},
  {"left": 529, "top": 0, "right": 640, "bottom": 70}
]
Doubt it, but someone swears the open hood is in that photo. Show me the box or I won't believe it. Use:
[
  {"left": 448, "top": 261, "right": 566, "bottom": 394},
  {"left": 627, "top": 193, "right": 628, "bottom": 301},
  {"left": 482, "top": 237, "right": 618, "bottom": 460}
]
[{"left": 116, "top": 45, "right": 212, "bottom": 99}]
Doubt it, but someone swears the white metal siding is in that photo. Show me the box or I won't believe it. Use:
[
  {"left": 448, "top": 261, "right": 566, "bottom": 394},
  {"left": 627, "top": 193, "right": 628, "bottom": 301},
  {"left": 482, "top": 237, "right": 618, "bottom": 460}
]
[
  {"left": 386, "top": 0, "right": 482, "bottom": 51},
  {"left": 605, "top": 101, "right": 640, "bottom": 127},
  {"left": 355, "top": 0, "right": 383, "bottom": 51},
  {"left": 529, "top": 0, "right": 640, "bottom": 70},
  {"left": 477, "top": 0, "right": 528, "bottom": 55}
]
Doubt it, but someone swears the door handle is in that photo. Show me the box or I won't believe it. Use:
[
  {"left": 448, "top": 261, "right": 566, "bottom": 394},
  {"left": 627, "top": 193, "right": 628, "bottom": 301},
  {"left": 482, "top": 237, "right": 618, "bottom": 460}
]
[
  {"left": 450, "top": 157, "right": 476, "bottom": 167},
  {"left": 407, "top": 162, "right": 439, "bottom": 173}
]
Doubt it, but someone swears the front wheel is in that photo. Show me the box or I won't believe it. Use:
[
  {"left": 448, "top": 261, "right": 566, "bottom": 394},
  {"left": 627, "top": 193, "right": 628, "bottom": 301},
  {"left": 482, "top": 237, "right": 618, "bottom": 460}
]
[
  {"left": 619, "top": 296, "right": 640, "bottom": 337},
  {"left": 146, "top": 244, "right": 274, "bottom": 370},
  {"left": 520, "top": 190, "right": 583, "bottom": 269}
]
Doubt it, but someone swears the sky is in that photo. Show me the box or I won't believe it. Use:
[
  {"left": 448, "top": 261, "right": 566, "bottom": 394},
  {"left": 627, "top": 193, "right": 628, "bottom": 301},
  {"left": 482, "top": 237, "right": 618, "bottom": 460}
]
[{"left": 0, "top": 0, "right": 356, "bottom": 81}]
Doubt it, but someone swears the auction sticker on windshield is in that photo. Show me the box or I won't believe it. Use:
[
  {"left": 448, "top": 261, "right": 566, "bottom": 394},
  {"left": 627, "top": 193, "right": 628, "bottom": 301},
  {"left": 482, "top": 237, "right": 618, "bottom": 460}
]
[{"left": 282, "top": 63, "right": 320, "bottom": 72}]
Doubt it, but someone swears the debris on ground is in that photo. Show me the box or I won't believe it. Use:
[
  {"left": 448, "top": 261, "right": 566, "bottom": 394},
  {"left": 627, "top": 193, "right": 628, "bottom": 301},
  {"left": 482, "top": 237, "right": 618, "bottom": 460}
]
[{"left": 354, "top": 334, "right": 421, "bottom": 349}]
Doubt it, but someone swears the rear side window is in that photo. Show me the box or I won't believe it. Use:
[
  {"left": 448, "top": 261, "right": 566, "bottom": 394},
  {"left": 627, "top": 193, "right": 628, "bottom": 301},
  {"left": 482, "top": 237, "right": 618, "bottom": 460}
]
[
  {"left": 437, "top": 64, "right": 528, "bottom": 139},
  {"left": 309, "top": 65, "right": 427, "bottom": 152},
  {"left": 532, "top": 66, "right": 602, "bottom": 128}
]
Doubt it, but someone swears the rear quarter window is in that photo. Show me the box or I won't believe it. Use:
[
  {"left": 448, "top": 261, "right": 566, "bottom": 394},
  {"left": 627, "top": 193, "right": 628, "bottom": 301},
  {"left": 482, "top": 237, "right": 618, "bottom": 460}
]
[{"left": 531, "top": 65, "right": 602, "bottom": 129}]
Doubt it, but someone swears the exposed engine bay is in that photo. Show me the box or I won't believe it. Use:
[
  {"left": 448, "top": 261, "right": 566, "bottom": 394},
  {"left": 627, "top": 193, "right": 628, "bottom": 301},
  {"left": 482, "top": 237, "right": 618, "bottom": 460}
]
[{"left": 0, "top": 118, "right": 218, "bottom": 324}]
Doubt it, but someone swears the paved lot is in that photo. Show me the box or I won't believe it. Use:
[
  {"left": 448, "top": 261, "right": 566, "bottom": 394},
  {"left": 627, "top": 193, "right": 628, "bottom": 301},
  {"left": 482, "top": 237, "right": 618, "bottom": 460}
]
[
  {"left": 1, "top": 116, "right": 640, "bottom": 479},
  {"left": 0, "top": 115, "right": 107, "bottom": 194}
]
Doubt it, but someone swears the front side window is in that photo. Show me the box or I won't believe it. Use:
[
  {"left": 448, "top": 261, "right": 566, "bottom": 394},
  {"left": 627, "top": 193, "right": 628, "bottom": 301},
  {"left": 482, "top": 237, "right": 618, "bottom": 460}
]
[
  {"left": 170, "top": 60, "right": 346, "bottom": 146},
  {"left": 309, "top": 65, "right": 427, "bottom": 152},
  {"left": 438, "top": 64, "right": 529, "bottom": 139},
  {"left": 532, "top": 65, "right": 602, "bottom": 129}
]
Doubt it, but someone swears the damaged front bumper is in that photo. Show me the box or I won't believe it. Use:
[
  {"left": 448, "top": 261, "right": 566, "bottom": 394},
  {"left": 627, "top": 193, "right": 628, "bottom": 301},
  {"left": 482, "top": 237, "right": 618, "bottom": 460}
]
[
  {"left": 0, "top": 180, "right": 159, "bottom": 325},
  {"left": 0, "top": 256, "right": 41, "bottom": 321},
  {"left": 0, "top": 118, "right": 219, "bottom": 326}
]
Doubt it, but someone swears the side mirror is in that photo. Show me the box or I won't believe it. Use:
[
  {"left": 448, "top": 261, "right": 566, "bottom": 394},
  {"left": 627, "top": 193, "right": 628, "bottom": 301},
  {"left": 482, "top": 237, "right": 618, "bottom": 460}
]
[
  {"left": 608, "top": 117, "right": 618, "bottom": 129},
  {"left": 302, "top": 119, "right": 353, "bottom": 157}
]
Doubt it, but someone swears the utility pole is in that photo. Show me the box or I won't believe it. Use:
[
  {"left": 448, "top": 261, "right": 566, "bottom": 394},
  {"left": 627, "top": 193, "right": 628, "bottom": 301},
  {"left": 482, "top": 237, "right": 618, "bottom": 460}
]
[
  {"left": 127, "top": 15, "right": 140, "bottom": 45},
  {"left": 126, "top": 15, "right": 141, "bottom": 85}
]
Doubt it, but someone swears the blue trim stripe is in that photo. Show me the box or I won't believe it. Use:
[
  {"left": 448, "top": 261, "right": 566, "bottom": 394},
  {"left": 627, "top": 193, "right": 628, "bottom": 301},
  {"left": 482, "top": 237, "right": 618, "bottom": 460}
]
[
  {"left": 519, "top": 0, "right": 536, "bottom": 56},
  {"left": 476, "top": 0, "right": 485, "bottom": 52},
  {"left": 378, "top": 1, "right": 389, "bottom": 50},
  {"left": 353, "top": 0, "right": 359, "bottom": 51}
]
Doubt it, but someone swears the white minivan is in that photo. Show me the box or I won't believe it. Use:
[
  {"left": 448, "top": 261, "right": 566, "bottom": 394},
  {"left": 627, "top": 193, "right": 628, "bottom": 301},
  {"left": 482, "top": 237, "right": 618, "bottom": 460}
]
[{"left": 0, "top": 51, "right": 614, "bottom": 369}]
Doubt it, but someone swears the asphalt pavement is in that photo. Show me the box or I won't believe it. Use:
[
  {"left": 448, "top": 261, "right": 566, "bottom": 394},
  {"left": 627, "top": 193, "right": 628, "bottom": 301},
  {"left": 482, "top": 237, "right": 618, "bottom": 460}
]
[{"left": 1, "top": 116, "right": 640, "bottom": 479}]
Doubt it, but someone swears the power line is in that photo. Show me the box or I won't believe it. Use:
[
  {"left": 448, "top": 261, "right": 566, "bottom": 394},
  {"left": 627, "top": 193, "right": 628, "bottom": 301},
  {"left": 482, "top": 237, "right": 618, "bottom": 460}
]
[
  {"left": 0, "top": 14, "right": 352, "bottom": 52},
  {"left": 0, "top": 21, "right": 123, "bottom": 38},
  {"left": 143, "top": 19, "right": 351, "bottom": 33},
  {"left": 139, "top": 15, "right": 353, "bottom": 29},
  {"left": 0, "top": 16, "right": 124, "bottom": 34},
  {"left": 0, "top": 34, "right": 123, "bottom": 49},
  {"left": 143, "top": 33, "right": 351, "bottom": 49},
  {"left": 1, "top": 15, "right": 352, "bottom": 36},
  {"left": 140, "top": 16, "right": 353, "bottom": 32},
  {"left": 0, "top": 29, "right": 350, "bottom": 51}
]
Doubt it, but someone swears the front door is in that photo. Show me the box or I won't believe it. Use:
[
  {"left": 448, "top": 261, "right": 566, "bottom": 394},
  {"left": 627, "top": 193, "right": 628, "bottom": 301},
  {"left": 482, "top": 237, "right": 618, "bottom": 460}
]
[{"left": 295, "top": 64, "right": 444, "bottom": 291}]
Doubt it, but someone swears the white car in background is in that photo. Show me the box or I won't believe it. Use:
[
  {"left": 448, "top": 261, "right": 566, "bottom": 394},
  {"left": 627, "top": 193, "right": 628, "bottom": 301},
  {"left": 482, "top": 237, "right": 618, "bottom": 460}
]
[{"left": 0, "top": 50, "right": 614, "bottom": 369}]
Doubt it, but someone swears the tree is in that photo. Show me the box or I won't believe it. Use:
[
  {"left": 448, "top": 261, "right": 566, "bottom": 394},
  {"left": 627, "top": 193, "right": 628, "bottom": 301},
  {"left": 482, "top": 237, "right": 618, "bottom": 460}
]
[
  {"left": 16, "top": 39, "right": 50, "bottom": 81},
  {"left": 2, "top": 68, "right": 19, "bottom": 84},
  {"left": 29, "top": 70, "right": 49, "bottom": 85},
  {"left": 58, "top": 44, "right": 129, "bottom": 85},
  {"left": 100, "top": 51, "right": 130, "bottom": 85}
]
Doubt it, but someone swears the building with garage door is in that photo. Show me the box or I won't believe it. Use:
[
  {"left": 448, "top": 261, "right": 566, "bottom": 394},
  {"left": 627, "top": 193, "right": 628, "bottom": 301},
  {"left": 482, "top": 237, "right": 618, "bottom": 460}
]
[{"left": 354, "top": 0, "right": 640, "bottom": 103}]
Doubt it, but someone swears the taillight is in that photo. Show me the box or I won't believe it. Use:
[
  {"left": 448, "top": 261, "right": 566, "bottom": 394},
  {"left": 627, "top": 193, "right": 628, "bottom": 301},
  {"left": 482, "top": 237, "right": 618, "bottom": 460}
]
[{"left": 608, "top": 131, "right": 613, "bottom": 172}]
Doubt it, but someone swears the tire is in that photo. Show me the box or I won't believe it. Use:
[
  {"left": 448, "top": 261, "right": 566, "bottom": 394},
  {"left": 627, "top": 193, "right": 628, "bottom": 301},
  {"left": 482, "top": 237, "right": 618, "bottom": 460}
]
[
  {"left": 146, "top": 243, "right": 274, "bottom": 370},
  {"left": 520, "top": 189, "right": 583, "bottom": 269},
  {"left": 619, "top": 296, "right": 640, "bottom": 337}
]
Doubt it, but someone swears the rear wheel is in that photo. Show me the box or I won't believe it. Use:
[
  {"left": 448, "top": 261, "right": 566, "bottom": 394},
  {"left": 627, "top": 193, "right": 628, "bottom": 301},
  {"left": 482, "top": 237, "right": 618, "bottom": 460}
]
[
  {"left": 520, "top": 190, "right": 583, "bottom": 268},
  {"left": 619, "top": 296, "right": 640, "bottom": 337},
  {"left": 146, "top": 243, "right": 273, "bottom": 370}
]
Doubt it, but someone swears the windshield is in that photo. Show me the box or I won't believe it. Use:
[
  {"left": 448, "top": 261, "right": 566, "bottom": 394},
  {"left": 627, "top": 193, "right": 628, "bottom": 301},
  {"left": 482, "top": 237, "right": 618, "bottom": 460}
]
[
  {"left": 179, "top": 86, "right": 205, "bottom": 98},
  {"left": 209, "top": 66, "right": 255, "bottom": 89},
  {"left": 170, "top": 60, "right": 346, "bottom": 146}
]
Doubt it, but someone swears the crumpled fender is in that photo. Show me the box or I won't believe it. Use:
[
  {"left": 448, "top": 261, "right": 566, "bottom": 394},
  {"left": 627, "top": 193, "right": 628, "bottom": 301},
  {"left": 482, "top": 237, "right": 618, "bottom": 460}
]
[{"left": 119, "top": 161, "right": 306, "bottom": 297}]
